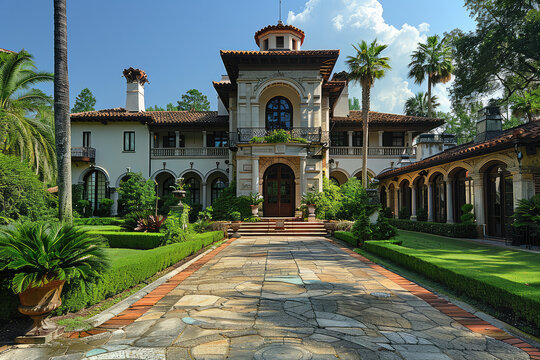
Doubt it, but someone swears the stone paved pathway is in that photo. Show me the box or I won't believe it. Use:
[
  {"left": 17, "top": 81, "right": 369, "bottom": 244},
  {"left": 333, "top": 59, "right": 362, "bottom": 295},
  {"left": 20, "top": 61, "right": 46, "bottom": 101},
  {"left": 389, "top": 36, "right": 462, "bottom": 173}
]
[{"left": 1, "top": 236, "right": 538, "bottom": 360}]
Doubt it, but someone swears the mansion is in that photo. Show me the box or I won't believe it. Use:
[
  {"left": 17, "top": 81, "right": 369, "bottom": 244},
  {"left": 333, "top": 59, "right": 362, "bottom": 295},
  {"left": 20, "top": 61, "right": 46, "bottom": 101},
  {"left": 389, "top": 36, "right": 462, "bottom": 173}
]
[{"left": 71, "top": 23, "right": 445, "bottom": 218}]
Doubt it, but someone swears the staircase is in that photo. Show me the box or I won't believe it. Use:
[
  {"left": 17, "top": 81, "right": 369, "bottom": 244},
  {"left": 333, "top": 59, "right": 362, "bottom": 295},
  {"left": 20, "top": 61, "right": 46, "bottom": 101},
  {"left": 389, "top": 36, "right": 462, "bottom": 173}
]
[{"left": 233, "top": 219, "right": 327, "bottom": 237}]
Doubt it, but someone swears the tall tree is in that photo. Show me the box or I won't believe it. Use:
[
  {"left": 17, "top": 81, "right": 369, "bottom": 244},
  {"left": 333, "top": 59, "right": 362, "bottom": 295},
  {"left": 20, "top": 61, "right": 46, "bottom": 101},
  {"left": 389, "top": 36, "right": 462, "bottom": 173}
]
[
  {"left": 348, "top": 97, "right": 360, "bottom": 110},
  {"left": 346, "top": 39, "right": 391, "bottom": 187},
  {"left": 451, "top": 1, "right": 538, "bottom": 104},
  {"left": 177, "top": 89, "right": 210, "bottom": 111},
  {"left": 71, "top": 88, "right": 96, "bottom": 113},
  {"left": 404, "top": 92, "right": 440, "bottom": 117},
  {"left": 147, "top": 102, "right": 178, "bottom": 111},
  {"left": 54, "top": 0, "right": 72, "bottom": 223},
  {"left": 408, "top": 35, "right": 453, "bottom": 118},
  {"left": 0, "top": 50, "right": 56, "bottom": 182}
]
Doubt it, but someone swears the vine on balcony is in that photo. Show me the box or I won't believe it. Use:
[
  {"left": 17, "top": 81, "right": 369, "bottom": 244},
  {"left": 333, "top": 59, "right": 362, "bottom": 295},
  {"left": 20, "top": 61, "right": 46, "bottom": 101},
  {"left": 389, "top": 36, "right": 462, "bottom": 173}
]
[{"left": 249, "top": 129, "right": 308, "bottom": 144}]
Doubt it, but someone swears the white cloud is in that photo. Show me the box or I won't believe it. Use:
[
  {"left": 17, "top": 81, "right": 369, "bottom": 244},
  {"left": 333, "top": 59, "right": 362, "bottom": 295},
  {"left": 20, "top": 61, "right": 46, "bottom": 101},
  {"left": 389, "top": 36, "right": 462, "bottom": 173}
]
[{"left": 287, "top": 0, "right": 453, "bottom": 114}]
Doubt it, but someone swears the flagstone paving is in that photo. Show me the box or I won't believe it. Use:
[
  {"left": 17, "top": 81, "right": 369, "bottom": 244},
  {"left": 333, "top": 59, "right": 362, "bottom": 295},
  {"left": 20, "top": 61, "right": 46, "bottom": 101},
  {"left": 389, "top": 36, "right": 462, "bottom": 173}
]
[{"left": 1, "top": 236, "right": 538, "bottom": 360}]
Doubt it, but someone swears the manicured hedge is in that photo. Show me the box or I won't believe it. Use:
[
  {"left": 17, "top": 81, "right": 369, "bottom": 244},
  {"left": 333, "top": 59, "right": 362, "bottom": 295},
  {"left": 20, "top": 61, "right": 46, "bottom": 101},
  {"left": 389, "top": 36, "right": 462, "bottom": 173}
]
[
  {"left": 74, "top": 217, "right": 124, "bottom": 226},
  {"left": 334, "top": 231, "right": 358, "bottom": 247},
  {"left": 389, "top": 219, "right": 478, "bottom": 238},
  {"left": 362, "top": 240, "right": 540, "bottom": 328},
  {"left": 0, "top": 231, "right": 224, "bottom": 319},
  {"left": 90, "top": 231, "right": 166, "bottom": 249}
]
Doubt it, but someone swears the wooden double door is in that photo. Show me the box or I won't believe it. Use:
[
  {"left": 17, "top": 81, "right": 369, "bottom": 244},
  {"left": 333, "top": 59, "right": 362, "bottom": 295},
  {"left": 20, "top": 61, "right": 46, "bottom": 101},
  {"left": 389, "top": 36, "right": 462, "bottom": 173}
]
[{"left": 263, "top": 164, "right": 295, "bottom": 217}]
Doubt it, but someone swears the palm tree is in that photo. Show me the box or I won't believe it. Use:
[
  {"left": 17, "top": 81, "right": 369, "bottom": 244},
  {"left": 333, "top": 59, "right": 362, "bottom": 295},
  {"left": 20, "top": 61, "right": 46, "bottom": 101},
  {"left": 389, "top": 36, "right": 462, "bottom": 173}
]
[
  {"left": 0, "top": 51, "right": 56, "bottom": 182},
  {"left": 404, "top": 91, "right": 440, "bottom": 117},
  {"left": 54, "top": 0, "right": 72, "bottom": 223},
  {"left": 346, "top": 39, "right": 391, "bottom": 187},
  {"left": 408, "top": 35, "right": 453, "bottom": 118}
]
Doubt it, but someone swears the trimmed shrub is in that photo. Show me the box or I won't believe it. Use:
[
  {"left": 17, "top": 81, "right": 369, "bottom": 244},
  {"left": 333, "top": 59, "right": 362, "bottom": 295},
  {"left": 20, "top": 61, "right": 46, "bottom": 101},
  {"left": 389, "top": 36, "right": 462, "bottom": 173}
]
[
  {"left": 97, "top": 198, "right": 114, "bottom": 217},
  {"left": 398, "top": 207, "right": 411, "bottom": 220},
  {"left": 362, "top": 241, "right": 540, "bottom": 329},
  {"left": 211, "top": 181, "right": 251, "bottom": 220},
  {"left": 334, "top": 231, "right": 358, "bottom": 247},
  {"left": 117, "top": 172, "right": 157, "bottom": 215},
  {"left": 371, "top": 214, "right": 397, "bottom": 240},
  {"left": 89, "top": 231, "right": 166, "bottom": 249},
  {"left": 461, "top": 204, "right": 475, "bottom": 224},
  {"left": 416, "top": 208, "right": 428, "bottom": 221},
  {"left": 389, "top": 219, "right": 478, "bottom": 238},
  {"left": 352, "top": 210, "right": 371, "bottom": 245},
  {"left": 74, "top": 217, "right": 124, "bottom": 226}
]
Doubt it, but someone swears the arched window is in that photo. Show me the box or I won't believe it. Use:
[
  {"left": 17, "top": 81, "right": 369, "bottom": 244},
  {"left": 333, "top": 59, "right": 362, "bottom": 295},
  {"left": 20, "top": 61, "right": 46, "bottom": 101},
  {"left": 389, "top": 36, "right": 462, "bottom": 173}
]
[
  {"left": 266, "top": 96, "right": 292, "bottom": 130},
  {"left": 211, "top": 178, "right": 228, "bottom": 204},
  {"left": 187, "top": 177, "right": 201, "bottom": 204},
  {"left": 162, "top": 176, "right": 175, "bottom": 197},
  {"left": 486, "top": 164, "right": 513, "bottom": 238},
  {"left": 83, "top": 169, "right": 108, "bottom": 215}
]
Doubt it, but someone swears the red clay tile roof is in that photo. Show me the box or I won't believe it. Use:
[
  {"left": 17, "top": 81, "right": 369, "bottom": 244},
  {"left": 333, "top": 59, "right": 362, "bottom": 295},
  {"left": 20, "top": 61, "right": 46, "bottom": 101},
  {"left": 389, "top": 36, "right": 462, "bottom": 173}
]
[
  {"left": 0, "top": 48, "right": 15, "bottom": 53},
  {"left": 377, "top": 120, "right": 540, "bottom": 180},
  {"left": 332, "top": 111, "right": 444, "bottom": 128},
  {"left": 254, "top": 23, "right": 305, "bottom": 46},
  {"left": 71, "top": 108, "right": 227, "bottom": 127},
  {"left": 123, "top": 67, "right": 149, "bottom": 85}
]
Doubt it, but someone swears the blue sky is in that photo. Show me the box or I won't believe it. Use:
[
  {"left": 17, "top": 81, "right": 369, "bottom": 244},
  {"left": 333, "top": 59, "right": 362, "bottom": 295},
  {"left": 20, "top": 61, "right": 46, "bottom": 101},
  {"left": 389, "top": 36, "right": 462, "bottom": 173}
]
[{"left": 1, "top": 0, "right": 475, "bottom": 113}]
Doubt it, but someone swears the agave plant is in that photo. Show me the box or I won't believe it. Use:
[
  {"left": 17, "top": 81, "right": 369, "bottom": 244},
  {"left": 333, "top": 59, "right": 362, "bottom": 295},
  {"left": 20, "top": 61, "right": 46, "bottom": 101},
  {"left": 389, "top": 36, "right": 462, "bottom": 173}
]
[
  {"left": 134, "top": 214, "right": 166, "bottom": 232},
  {"left": 0, "top": 222, "right": 108, "bottom": 293}
]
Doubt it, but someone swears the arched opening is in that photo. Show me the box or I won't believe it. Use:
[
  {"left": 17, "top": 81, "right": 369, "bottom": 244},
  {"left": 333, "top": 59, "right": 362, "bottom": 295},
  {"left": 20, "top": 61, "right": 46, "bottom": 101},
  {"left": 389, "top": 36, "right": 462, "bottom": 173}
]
[
  {"left": 329, "top": 170, "right": 348, "bottom": 186},
  {"left": 83, "top": 169, "right": 109, "bottom": 215},
  {"left": 263, "top": 163, "right": 295, "bottom": 217},
  {"left": 399, "top": 180, "right": 412, "bottom": 218},
  {"left": 353, "top": 171, "right": 374, "bottom": 187},
  {"left": 485, "top": 163, "right": 513, "bottom": 238},
  {"left": 414, "top": 177, "right": 428, "bottom": 215},
  {"left": 380, "top": 186, "right": 387, "bottom": 208},
  {"left": 431, "top": 173, "right": 446, "bottom": 223},
  {"left": 210, "top": 177, "right": 228, "bottom": 205},
  {"left": 388, "top": 183, "right": 396, "bottom": 217},
  {"left": 449, "top": 168, "right": 474, "bottom": 223},
  {"left": 266, "top": 96, "right": 292, "bottom": 130},
  {"left": 155, "top": 172, "right": 175, "bottom": 198}
]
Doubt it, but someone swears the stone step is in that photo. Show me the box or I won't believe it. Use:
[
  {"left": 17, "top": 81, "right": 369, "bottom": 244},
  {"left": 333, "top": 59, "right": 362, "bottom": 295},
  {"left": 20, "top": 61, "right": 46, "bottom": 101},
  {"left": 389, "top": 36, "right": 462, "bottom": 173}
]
[{"left": 234, "top": 232, "right": 328, "bottom": 236}]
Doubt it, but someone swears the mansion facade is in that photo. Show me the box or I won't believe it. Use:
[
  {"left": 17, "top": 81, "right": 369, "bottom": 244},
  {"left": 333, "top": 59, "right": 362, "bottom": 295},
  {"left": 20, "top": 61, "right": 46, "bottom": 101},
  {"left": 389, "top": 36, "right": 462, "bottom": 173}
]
[{"left": 70, "top": 23, "right": 443, "bottom": 217}]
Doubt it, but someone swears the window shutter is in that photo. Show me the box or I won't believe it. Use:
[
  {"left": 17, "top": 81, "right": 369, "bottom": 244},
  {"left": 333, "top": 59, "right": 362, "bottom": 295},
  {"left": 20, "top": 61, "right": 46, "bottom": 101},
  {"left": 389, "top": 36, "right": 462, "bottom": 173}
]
[{"left": 383, "top": 132, "right": 393, "bottom": 147}]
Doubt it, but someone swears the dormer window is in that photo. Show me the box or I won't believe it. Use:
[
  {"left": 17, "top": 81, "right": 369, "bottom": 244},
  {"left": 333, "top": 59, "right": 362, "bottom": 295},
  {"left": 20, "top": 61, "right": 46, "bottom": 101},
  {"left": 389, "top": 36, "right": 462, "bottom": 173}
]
[
  {"left": 263, "top": 38, "right": 269, "bottom": 50},
  {"left": 276, "top": 36, "right": 284, "bottom": 49},
  {"left": 292, "top": 39, "right": 297, "bottom": 50}
]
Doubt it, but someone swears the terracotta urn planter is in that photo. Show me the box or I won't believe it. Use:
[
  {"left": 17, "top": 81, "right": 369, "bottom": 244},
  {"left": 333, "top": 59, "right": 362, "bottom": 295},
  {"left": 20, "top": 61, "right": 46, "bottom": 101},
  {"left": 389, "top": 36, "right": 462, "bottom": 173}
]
[
  {"left": 307, "top": 204, "right": 316, "bottom": 216},
  {"left": 250, "top": 205, "right": 259, "bottom": 217},
  {"left": 18, "top": 280, "right": 65, "bottom": 336},
  {"left": 230, "top": 221, "right": 242, "bottom": 238}
]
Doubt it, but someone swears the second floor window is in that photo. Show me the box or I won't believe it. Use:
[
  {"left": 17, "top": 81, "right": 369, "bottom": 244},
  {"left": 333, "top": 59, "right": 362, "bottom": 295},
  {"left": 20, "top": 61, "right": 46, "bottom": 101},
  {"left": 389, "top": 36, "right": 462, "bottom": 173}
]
[
  {"left": 383, "top": 132, "right": 404, "bottom": 147},
  {"left": 83, "top": 131, "right": 91, "bottom": 147},
  {"left": 163, "top": 132, "right": 176, "bottom": 148},
  {"left": 207, "top": 131, "right": 228, "bottom": 147},
  {"left": 330, "top": 131, "right": 348, "bottom": 146},
  {"left": 352, "top": 131, "right": 363, "bottom": 147},
  {"left": 123, "top": 131, "right": 135, "bottom": 152},
  {"left": 266, "top": 96, "right": 292, "bottom": 130},
  {"left": 276, "top": 36, "right": 284, "bottom": 48},
  {"left": 263, "top": 38, "right": 269, "bottom": 50}
]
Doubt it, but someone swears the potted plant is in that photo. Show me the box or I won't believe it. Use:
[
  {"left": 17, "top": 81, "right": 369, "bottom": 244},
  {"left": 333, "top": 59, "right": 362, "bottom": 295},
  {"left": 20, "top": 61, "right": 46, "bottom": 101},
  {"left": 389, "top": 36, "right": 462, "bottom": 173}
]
[
  {"left": 0, "top": 222, "right": 108, "bottom": 340},
  {"left": 248, "top": 192, "right": 264, "bottom": 217},
  {"left": 229, "top": 211, "right": 242, "bottom": 238},
  {"left": 301, "top": 191, "right": 320, "bottom": 218}
]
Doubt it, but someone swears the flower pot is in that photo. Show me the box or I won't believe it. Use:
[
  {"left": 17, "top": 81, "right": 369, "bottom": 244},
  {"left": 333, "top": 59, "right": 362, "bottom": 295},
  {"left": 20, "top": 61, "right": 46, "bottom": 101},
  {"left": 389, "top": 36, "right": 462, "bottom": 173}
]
[
  {"left": 250, "top": 205, "right": 259, "bottom": 217},
  {"left": 18, "top": 280, "right": 65, "bottom": 336},
  {"left": 230, "top": 221, "right": 242, "bottom": 238}
]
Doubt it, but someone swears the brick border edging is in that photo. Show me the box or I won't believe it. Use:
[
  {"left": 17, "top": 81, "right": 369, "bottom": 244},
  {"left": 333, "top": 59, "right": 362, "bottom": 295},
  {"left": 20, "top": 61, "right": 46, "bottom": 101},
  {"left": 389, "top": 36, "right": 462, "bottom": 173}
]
[
  {"left": 326, "top": 238, "right": 540, "bottom": 360},
  {"left": 64, "top": 237, "right": 236, "bottom": 339}
]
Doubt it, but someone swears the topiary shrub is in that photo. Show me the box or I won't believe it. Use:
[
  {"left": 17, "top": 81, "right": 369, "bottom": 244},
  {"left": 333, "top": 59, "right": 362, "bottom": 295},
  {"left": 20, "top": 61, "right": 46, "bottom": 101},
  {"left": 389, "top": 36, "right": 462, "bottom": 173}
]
[
  {"left": 372, "top": 213, "right": 397, "bottom": 240},
  {"left": 117, "top": 172, "right": 156, "bottom": 215},
  {"left": 211, "top": 181, "right": 251, "bottom": 220},
  {"left": 75, "top": 199, "right": 92, "bottom": 218},
  {"left": 97, "top": 198, "right": 114, "bottom": 217},
  {"left": 351, "top": 210, "right": 372, "bottom": 246},
  {"left": 398, "top": 207, "right": 411, "bottom": 220},
  {"left": 460, "top": 204, "right": 475, "bottom": 224},
  {"left": 416, "top": 207, "right": 428, "bottom": 221}
]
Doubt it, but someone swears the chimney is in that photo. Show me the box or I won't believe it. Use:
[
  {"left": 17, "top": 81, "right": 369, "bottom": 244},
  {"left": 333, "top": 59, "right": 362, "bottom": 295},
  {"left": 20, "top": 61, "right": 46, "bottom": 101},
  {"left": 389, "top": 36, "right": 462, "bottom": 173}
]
[
  {"left": 476, "top": 105, "right": 503, "bottom": 142},
  {"left": 123, "top": 67, "right": 148, "bottom": 112}
]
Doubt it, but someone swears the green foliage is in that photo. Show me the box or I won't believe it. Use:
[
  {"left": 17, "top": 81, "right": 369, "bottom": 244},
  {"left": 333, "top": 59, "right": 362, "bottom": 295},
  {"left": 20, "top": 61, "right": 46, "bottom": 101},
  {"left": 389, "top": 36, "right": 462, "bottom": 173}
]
[
  {"left": 346, "top": 39, "right": 391, "bottom": 89},
  {"left": 243, "top": 216, "right": 261, "bottom": 222},
  {"left": 314, "top": 178, "right": 343, "bottom": 220},
  {"left": 249, "top": 130, "right": 308, "bottom": 144},
  {"left": 381, "top": 207, "right": 393, "bottom": 219},
  {"left": 211, "top": 182, "right": 251, "bottom": 220},
  {"left": 416, "top": 208, "right": 428, "bottom": 221},
  {"left": 460, "top": 204, "right": 475, "bottom": 224},
  {"left": 441, "top": 101, "right": 483, "bottom": 144},
  {"left": 75, "top": 199, "right": 92, "bottom": 218},
  {"left": 158, "top": 194, "right": 179, "bottom": 216},
  {"left": 177, "top": 89, "right": 210, "bottom": 111},
  {"left": 0, "top": 222, "right": 108, "bottom": 293},
  {"left": 338, "top": 178, "right": 375, "bottom": 220},
  {"left": 188, "top": 203, "right": 203, "bottom": 223},
  {"left": 371, "top": 213, "right": 397, "bottom": 240},
  {"left": 301, "top": 190, "right": 321, "bottom": 206},
  {"left": 248, "top": 192, "right": 264, "bottom": 206},
  {"left": 512, "top": 195, "right": 540, "bottom": 241},
  {"left": 352, "top": 210, "right": 371, "bottom": 245},
  {"left": 389, "top": 219, "right": 478, "bottom": 238},
  {"left": 56, "top": 231, "right": 224, "bottom": 315},
  {"left": 117, "top": 172, "right": 157, "bottom": 214},
  {"left": 230, "top": 211, "right": 242, "bottom": 222},
  {"left": 90, "top": 231, "right": 165, "bottom": 250},
  {"left": 161, "top": 205, "right": 190, "bottom": 243},
  {"left": 74, "top": 217, "right": 123, "bottom": 226},
  {"left": 0, "top": 154, "right": 56, "bottom": 221},
  {"left": 362, "top": 233, "right": 540, "bottom": 328},
  {"left": 404, "top": 92, "right": 440, "bottom": 117},
  {"left": 134, "top": 214, "right": 166, "bottom": 233},
  {"left": 398, "top": 207, "right": 411, "bottom": 220},
  {"left": 510, "top": 87, "right": 540, "bottom": 123},
  {"left": 70, "top": 88, "right": 96, "bottom": 113},
  {"left": 334, "top": 231, "right": 358, "bottom": 247},
  {"left": 146, "top": 103, "right": 177, "bottom": 111},
  {"left": 97, "top": 198, "right": 114, "bottom": 217},
  {"left": 122, "top": 211, "right": 152, "bottom": 232},
  {"left": 348, "top": 97, "right": 360, "bottom": 110}
]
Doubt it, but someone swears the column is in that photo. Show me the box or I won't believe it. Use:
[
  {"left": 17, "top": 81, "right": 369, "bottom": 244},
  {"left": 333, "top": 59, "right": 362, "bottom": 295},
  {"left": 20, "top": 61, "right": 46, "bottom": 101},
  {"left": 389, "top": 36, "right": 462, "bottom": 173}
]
[
  {"left": 427, "top": 182, "right": 434, "bottom": 222},
  {"left": 446, "top": 180, "right": 454, "bottom": 223},
  {"left": 252, "top": 157, "right": 259, "bottom": 194},
  {"left": 407, "top": 131, "right": 414, "bottom": 147},
  {"left": 393, "top": 186, "right": 399, "bottom": 218},
  {"left": 300, "top": 157, "right": 307, "bottom": 196},
  {"left": 347, "top": 131, "right": 354, "bottom": 155},
  {"left": 471, "top": 174, "right": 485, "bottom": 235},
  {"left": 411, "top": 185, "right": 417, "bottom": 221},
  {"left": 111, "top": 190, "right": 119, "bottom": 216},
  {"left": 201, "top": 182, "right": 207, "bottom": 209},
  {"left": 386, "top": 188, "right": 391, "bottom": 209},
  {"left": 175, "top": 131, "right": 180, "bottom": 147},
  {"left": 512, "top": 172, "right": 534, "bottom": 204},
  {"left": 378, "top": 131, "right": 384, "bottom": 146},
  {"left": 202, "top": 131, "right": 207, "bottom": 147}
]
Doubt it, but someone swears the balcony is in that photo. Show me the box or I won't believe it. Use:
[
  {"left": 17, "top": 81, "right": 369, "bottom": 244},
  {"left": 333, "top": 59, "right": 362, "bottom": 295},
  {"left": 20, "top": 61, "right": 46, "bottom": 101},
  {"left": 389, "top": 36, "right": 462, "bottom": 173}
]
[
  {"left": 151, "top": 147, "right": 229, "bottom": 158},
  {"left": 71, "top": 147, "right": 95, "bottom": 162},
  {"left": 231, "top": 128, "right": 330, "bottom": 145},
  {"left": 330, "top": 146, "right": 413, "bottom": 157}
]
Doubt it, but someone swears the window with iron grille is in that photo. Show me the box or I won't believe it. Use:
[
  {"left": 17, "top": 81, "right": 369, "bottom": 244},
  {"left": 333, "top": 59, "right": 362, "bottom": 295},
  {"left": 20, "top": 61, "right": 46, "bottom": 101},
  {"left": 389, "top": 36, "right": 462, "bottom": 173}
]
[
  {"left": 352, "top": 131, "right": 363, "bottom": 146},
  {"left": 382, "top": 132, "right": 404, "bottom": 147},
  {"left": 330, "top": 131, "right": 348, "bottom": 146},
  {"left": 163, "top": 132, "right": 176, "bottom": 148}
]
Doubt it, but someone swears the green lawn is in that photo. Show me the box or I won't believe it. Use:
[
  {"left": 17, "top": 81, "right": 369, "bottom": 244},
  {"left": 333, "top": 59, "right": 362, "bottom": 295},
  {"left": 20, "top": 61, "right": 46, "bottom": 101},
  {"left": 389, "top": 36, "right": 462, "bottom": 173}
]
[
  {"left": 78, "top": 225, "right": 123, "bottom": 232},
  {"left": 358, "top": 230, "right": 540, "bottom": 330}
]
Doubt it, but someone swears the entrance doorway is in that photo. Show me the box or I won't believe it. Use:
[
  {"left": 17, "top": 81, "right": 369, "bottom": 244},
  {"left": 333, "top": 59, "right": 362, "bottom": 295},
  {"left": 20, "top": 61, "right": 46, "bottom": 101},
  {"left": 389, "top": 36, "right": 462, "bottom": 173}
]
[
  {"left": 263, "top": 164, "right": 295, "bottom": 217},
  {"left": 486, "top": 164, "right": 514, "bottom": 238}
]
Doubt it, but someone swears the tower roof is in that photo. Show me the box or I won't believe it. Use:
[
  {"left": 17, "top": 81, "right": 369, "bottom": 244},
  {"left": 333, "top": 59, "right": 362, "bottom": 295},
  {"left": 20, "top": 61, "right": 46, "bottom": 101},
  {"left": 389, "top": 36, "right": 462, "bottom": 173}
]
[{"left": 254, "top": 23, "right": 305, "bottom": 46}]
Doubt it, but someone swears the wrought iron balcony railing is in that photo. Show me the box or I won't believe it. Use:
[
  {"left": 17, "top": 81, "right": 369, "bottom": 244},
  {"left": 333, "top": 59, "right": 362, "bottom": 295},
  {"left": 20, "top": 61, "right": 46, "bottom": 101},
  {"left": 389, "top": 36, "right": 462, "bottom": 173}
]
[
  {"left": 71, "top": 147, "right": 95, "bottom": 162},
  {"left": 231, "top": 128, "right": 329, "bottom": 145},
  {"left": 151, "top": 147, "right": 229, "bottom": 158},
  {"left": 329, "top": 146, "right": 413, "bottom": 157}
]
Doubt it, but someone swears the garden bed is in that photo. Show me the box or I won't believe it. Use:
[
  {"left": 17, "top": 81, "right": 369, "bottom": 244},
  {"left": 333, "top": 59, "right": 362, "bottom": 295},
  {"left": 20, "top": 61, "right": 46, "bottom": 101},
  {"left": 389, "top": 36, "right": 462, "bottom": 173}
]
[{"left": 359, "top": 230, "right": 540, "bottom": 329}]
